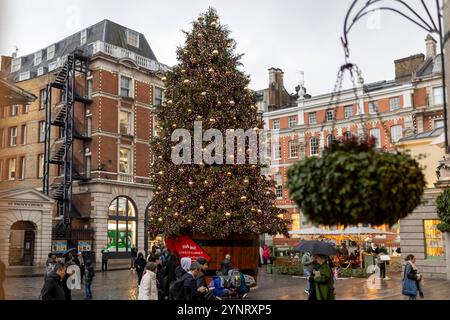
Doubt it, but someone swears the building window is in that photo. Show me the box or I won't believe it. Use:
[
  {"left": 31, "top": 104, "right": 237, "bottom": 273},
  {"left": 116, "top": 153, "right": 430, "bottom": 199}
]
[
  {"left": 37, "top": 154, "right": 44, "bottom": 178},
  {"left": 308, "top": 112, "right": 317, "bottom": 124},
  {"left": 288, "top": 116, "right": 297, "bottom": 128},
  {"left": 119, "top": 148, "right": 131, "bottom": 174},
  {"left": 344, "top": 131, "right": 353, "bottom": 141},
  {"left": 126, "top": 30, "right": 140, "bottom": 47},
  {"left": 154, "top": 87, "right": 163, "bottom": 106},
  {"left": 424, "top": 220, "right": 444, "bottom": 258},
  {"left": 391, "top": 125, "right": 403, "bottom": 143},
  {"left": 119, "top": 111, "right": 132, "bottom": 135},
  {"left": 9, "top": 127, "right": 18, "bottom": 146},
  {"left": 47, "top": 44, "right": 55, "bottom": 60},
  {"left": 309, "top": 137, "right": 319, "bottom": 156},
  {"left": 327, "top": 134, "right": 335, "bottom": 147},
  {"left": 369, "top": 101, "right": 378, "bottom": 113},
  {"left": 107, "top": 196, "right": 137, "bottom": 253},
  {"left": 11, "top": 58, "right": 21, "bottom": 72},
  {"left": 274, "top": 174, "right": 283, "bottom": 199},
  {"left": 273, "top": 142, "right": 281, "bottom": 160},
  {"left": 291, "top": 213, "right": 300, "bottom": 231},
  {"left": 21, "top": 125, "right": 27, "bottom": 145},
  {"left": 344, "top": 105, "right": 353, "bottom": 118},
  {"left": 8, "top": 158, "right": 16, "bottom": 180},
  {"left": 23, "top": 104, "right": 29, "bottom": 114},
  {"left": 433, "top": 87, "right": 443, "bottom": 106},
  {"left": 370, "top": 128, "right": 381, "bottom": 148},
  {"left": 19, "top": 72, "right": 30, "bottom": 81},
  {"left": 289, "top": 140, "right": 299, "bottom": 158},
  {"left": 87, "top": 79, "right": 93, "bottom": 99},
  {"left": 326, "top": 110, "right": 334, "bottom": 121},
  {"left": 86, "top": 155, "right": 91, "bottom": 179},
  {"left": 48, "top": 61, "right": 57, "bottom": 72},
  {"left": 434, "top": 119, "right": 444, "bottom": 129},
  {"left": 34, "top": 51, "right": 42, "bottom": 66},
  {"left": 0, "top": 128, "right": 4, "bottom": 148},
  {"left": 11, "top": 104, "right": 19, "bottom": 116},
  {"left": 120, "top": 76, "right": 132, "bottom": 98},
  {"left": 39, "top": 89, "right": 46, "bottom": 110},
  {"left": 39, "top": 121, "right": 45, "bottom": 143},
  {"left": 18, "top": 156, "right": 25, "bottom": 180},
  {"left": 389, "top": 97, "right": 401, "bottom": 111},
  {"left": 272, "top": 119, "right": 280, "bottom": 129},
  {"left": 80, "top": 29, "right": 87, "bottom": 45}
]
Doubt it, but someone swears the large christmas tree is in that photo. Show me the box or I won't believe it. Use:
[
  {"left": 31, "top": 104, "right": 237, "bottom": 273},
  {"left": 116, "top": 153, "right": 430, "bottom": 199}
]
[{"left": 148, "top": 8, "right": 289, "bottom": 239}]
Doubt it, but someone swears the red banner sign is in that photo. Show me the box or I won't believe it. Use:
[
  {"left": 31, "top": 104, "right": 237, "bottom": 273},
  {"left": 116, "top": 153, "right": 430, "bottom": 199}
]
[{"left": 165, "top": 236, "right": 211, "bottom": 263}]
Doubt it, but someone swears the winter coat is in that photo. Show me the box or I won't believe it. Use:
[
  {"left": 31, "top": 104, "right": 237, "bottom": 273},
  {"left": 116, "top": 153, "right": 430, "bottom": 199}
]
[
  {"left": 41, "top": 272, "right": 66, "bottom": 300},
  {"left": 313, "top": 263, "right": 335, "bottom": 300},
  {"left": 220, "top": 258, "right": 232, "bottom": 276},
  {"left": 263, "top": 246, "right": 270, "bottom": 260},
  {"left": 138, "top": 270, "right": 158, "bottom": 300},
  {"left": 301, "top": 253, "right": 313, "bottom": 272},
  {"left": 402, "top": 262, "right": 419, "bottom": 297}
]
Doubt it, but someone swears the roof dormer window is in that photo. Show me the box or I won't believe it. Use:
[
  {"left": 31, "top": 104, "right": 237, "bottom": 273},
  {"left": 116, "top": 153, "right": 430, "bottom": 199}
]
[
  {"left": 80, "top": 29, "right": 87, "bottom": 45},
  {"left": 11, "top": 57, "right": 21, "bottom": 72},
  {"left": 126, "top": 30, "right": 139, "bottom": 47},
  {"left": 34, "top": 51, "right": 42, "bottom": 66},
  {"left": 47, "top": 44, "right": 55, "bottom": 60}
]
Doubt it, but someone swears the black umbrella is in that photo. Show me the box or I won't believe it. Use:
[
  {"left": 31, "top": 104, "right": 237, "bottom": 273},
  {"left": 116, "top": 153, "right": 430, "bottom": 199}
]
[
  {"left": 295, "top": 240, "right": 338, "bottom": 256},
  {"left": 62, "top": 248, "right": 78, "bottom": 257}
]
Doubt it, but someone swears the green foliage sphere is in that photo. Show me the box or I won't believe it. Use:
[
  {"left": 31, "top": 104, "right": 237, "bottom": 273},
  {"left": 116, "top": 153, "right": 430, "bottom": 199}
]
[{"left": 286, "top": 139, "right": 425, "bottom": 227}]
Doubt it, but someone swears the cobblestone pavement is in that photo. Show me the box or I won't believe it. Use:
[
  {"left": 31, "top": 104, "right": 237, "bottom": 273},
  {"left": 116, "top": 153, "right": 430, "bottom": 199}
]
[{"left": 4, "top": 268, "right": 450, "bottom": 300}]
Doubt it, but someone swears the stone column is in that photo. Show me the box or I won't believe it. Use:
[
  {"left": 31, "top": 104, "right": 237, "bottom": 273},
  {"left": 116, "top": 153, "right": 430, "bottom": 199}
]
[{"left": 445, "top": 232, "right": 450, "bottom": 280}]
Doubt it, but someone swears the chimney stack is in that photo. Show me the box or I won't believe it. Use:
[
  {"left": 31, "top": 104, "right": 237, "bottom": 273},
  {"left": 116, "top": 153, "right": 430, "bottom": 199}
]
[
  {"left": 267, "top": 68, "right": 284, "bottom": 107},
  {"left": 425, "top": 34, "right": 437, "bottom": 59}
]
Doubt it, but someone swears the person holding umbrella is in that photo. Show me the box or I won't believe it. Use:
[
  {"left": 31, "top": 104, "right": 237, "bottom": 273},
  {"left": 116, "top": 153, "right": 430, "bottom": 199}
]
[{"left": 296, "top": 240, "right": 337, "bottom": 300}]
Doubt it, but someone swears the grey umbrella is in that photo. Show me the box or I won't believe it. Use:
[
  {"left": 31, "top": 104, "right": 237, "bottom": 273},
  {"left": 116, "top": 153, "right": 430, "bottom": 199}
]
[{"left": 295, "top": 240, "right": 338, "bottom": 256}]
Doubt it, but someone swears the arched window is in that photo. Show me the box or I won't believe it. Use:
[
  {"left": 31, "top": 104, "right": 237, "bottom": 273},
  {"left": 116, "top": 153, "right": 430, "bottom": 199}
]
[
  {"left": 107, "top": 196, "right": 137, "bottom": 255},
  {"left": 326, "top": 134, "right": 335, "bottom": 147},
  {"left": 310, "top": 137, "right": 319, "bottom": 156}
]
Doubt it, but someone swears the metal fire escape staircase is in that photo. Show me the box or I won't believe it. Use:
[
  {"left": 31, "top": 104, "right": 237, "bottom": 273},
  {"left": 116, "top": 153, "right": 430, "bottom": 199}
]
[{"left": 43, "top": 51, "right": 91, "bottom": 238}]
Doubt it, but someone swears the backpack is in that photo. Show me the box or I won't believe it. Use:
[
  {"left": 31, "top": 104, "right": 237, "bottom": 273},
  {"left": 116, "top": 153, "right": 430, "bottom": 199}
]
[
  {"left": 169, "top": 273, "right": 190, "bottom": 300},
  {"left": 229, "top": 270, "right": 242, "bottom": 288}
]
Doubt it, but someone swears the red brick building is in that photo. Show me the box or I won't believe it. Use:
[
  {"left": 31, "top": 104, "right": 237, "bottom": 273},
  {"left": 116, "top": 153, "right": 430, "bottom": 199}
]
[
  {"left": 261, "top": 35, "right": 444, "bottom": 246},
  {"left": 0, "top": 20, "right": 168, "bottom": 265}
]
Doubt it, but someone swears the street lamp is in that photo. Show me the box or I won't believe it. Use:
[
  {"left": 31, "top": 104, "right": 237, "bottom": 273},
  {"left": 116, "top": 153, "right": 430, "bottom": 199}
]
[{"left": 341, "top": 0, "right": 448, "bottom": 153}]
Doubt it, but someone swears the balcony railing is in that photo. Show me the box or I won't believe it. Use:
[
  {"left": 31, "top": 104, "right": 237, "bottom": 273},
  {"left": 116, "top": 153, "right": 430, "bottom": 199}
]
[
  {"left": 118, "top": 173, "right": 133, "bottom": 183},
  {"left": 90, "top": 41, "right": 170, "bottom": 72}
]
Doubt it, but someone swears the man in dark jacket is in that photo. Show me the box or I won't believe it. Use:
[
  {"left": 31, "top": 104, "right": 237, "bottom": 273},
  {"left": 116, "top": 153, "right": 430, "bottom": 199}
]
[
  {"left": 196, "top": 257, "right": 211, "bottom": 300},
  {"left": 220, "top": 254, "right": 232, "bottom": 277},
  {"left": 101, "top": 248, "right": 109, "bottom": 272},
  {"left": 41, "top": 262, "right": 66, "bottom": 300},
  {"left": 183, "top": 262, "right": 207, "bottom": 300}
]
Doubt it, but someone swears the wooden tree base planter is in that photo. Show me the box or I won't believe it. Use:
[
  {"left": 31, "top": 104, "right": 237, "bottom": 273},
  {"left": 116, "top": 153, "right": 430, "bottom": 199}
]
[{"left": 192, "top": 233, "right": 260, "bottom": 283}]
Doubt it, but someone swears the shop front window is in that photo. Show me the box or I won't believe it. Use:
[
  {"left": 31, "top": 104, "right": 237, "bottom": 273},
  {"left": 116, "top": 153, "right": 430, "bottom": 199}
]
[
  {"left": 424, "top": 220, "right": 444, "bottom": 258},
  {"left": 107, "top": 196, "right": 137, "bottom": 254}
]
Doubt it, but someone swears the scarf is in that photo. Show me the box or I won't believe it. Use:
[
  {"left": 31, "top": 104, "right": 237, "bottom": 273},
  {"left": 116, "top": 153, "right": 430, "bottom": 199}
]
[{"left": 407, "top": 260, "right": 418, "bottom": 271}]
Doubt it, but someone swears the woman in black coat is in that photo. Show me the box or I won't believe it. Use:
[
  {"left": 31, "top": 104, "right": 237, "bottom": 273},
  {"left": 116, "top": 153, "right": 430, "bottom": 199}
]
[{"left": 134, "top": 253, "right": 147, "bottom": 285}]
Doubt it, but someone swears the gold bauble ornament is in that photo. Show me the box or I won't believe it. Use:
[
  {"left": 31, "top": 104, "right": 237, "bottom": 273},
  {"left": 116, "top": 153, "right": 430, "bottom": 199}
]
[
  {"left": 200, "top": 205, "right": 204, "bottom": 210},
  {"left": 183, "top": 79, "right": 190, "bottom": 84},
  {"left": 167, "top": 100, "right": 173, "bottom": 105},
  {"left": 201, "top": 91, "right": 207, "bottom": 96},
  {"left": 197, "top": 15, "right": 204, "bottom": 22},
  {"left": 181, "top": 69, "right": 186, "bottom": 73},
  {"left": 210, "top": 21, "right": 217, "bottom": 27},
  {"left": 209, "top": 118, "right": 215, "bottom": 122},
  {"left": 172, "top": 123, "right": 177, "bottom": 128},
  {"left": 162, "top": 76, "right": 167, "bottom": 81},
  {"left": 198, "top": 33, "right": 203, "bottom": 37},
  {"left": 225, "top": 212, "right": 231, "bottom": 217},
  {"left": 196, "top": 115, "right": 203, "bottom": 120},
  {"left": 241, "top": 196, "right": 247, "bottom": 200},
  {"left": 229, "top": 100, "right": 235, "bottom": 106},
  {"left": 221, "top": 191, "right": 226, "bottom": 195},
  {"left": 212, "top": 49, "right": 219, "bottom": 56},
  {"left": 208, "top": 68, "right": 214, "bottom": 73},
  {"left": 187, "top": 108, "right": 192, "bottom": 113}
]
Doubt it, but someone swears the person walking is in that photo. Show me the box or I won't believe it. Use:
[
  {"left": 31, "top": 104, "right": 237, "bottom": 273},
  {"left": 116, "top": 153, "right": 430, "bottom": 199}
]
[
  {"left": 130, "top": 246, "right": 137, "bottom": 270},
  {"left": 101, "top": 248, "right": 109, "bottom": 272},
  {"left": 402, "top": 254, "right": 424, "bottom": 300},
  {"left": 0, "top": 259, "right": 5, "bottom": 300},
  {"left": 84, "top": 260, "right": 95, "bottom": 299},
  {"left": 301, "top": 252, "right": 313, "bottom": 295},
  {"left": 220, "top": 254, "right": 232, "bottom": 277},
  {"left": 311, "top": 255, "right": 335, "bottom": 300},
  {"left": 196, "top": 257, "right": 211, "bottom": 300},
  {"left": 45, "top": 254, "right": 57, "bottom": 281},
  {"left": 164, "top": 254, "right": 179, "bottom": 298},
  {"left": 40, "top": 262, "right": 66, "bottom": 300},
  {"left": 134, "top": 252, "right": 147, "bottom": 285},
  {"left": 138, "top": 262, "right": 158, "bottom": 300},
  {"left": 262, "top": 245, "right": 271, "bottom": 265}
]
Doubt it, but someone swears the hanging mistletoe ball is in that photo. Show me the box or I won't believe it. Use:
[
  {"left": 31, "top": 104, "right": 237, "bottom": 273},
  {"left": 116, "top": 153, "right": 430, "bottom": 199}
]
[
  {"left": 286, "top": 137, "right": 426, "bottom": 226},
  {"left": 436, "top": 188, "right": 450, "bottom": 232}
]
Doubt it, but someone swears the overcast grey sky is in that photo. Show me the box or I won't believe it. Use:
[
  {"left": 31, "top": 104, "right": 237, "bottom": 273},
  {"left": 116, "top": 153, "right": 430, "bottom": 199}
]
[{"left": 0, "top": 0, "right": 437, "bottom": 96}]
